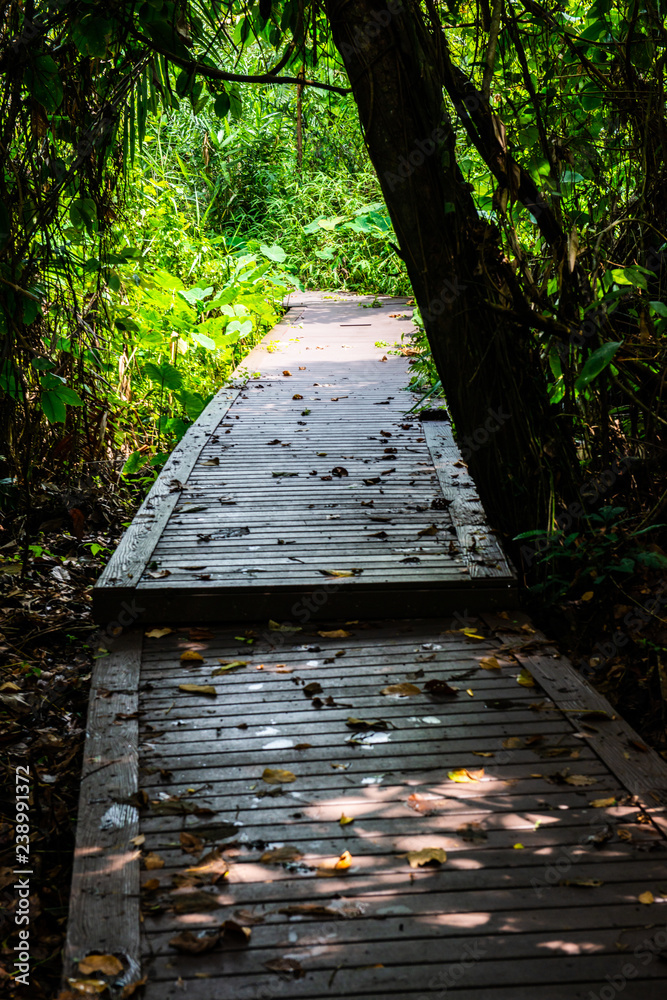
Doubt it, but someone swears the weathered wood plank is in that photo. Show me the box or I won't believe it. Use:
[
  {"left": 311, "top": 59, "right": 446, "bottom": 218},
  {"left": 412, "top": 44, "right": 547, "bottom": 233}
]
[{"left": 63, "top": 630, "right": 142, "bottom": 990}]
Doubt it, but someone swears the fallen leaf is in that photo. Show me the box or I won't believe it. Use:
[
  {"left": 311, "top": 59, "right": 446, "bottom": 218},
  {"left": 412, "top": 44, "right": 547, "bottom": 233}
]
[
  {"left": 211, "top": 660, "right": 247, "bottom": 674},
  {"left": 178, "top": 684, "right": 217, "bottom": 696},
  {"left": 260, "top": 846, "right": 303, "bottom": 864},
  {"left": 319, "top": 568, "right": 363, "bottom": 577},
  {"left": 169, "top": 930, "right": 220, "bottom": 954},
  {"left": 148, "top": 569, "right": 171, "bottom": 578},
  {"left": 146, "top": 628, "right": 172, "bottom": 638},
  {"left": 66, "top": 978, "right": 109, "bottom": 994},
  {"left": 332, "top": 466, "right": 348, "bottom": 477},
  {"left": 202, "top": 457, "right": 219, "bottom": 466},
  {"left": 472, "top": 751, "right": 495, "bottom": 757},
  {"left": 186, "top": 848, "right": 229, "bottom": 882},
  {"left": 402, "top": 848, "right": 447, "bottom": 868},
  {"left": 424, "top": 678, "right": 458, "bottom": 697},
  {"left": 335, "top": 850, "right": 352, "bottom": 869},
  {"left": 130, "top": 834, "right": 145, "bottom": 847},
  {"left": 581, "top": 591, "right": 594, "bottom": 601},
  {"left": 513, "top": 843, "right": 525, "bottom": 849},
  {"left": 292, "top": 393, "right": 303, "bottom": 399},
  {"left": 268, "top": 620, "right": 302, "bottom": 632},
  {"left": 406, "top": 793, "right": 444, "bottom": 815},
  {"left": 457, "top": 822, "right": 488, "bottom": 843},
  {"left": 639, "top": 890, "right": 655, "bottom": 904},
  {"left": 143, "top": 852, "right": 164, "bottom": 870},
  {"left": 282, "top": 370, "right": 292, "bottom": 376},
  {"left": 221, "top": 919, "right": 252, "bottom": 942},
  {"left": 318, "top": 629, "right": 352, "bottom": 638},
  {"left": 517, "top": 668, "right": 536, "bottom": 687},
  {"left": 141, "top": 878, "right": 160, "bottom": 892},
  {"left": 78, "top": 955, "right": 124, "bottom": 976},
  {"left": 479, "top": 656, "right": 501, "bottom": 670},
  {"left": 346, "top": 717, "right": 390, "bottom": 731},
  {"left": 180, "top": 650, "right": 204, "bottom": 663},
  {"left": 263, "top": 958, "right": 304, "bottom": 978},
  {"left": 448, "top": 768, "right": 485, "bottom": 783},
  {"left": 339, "top": 813, "right": 354, "bottom": 825},
  {"left": 170, "top": 890, "right": 223, "bottom": 913},
  {"left": 502, "top": 737, "right": 523, "bottom": 749},
  {"left": 564, "top": 774, "right": 597, "bottom": 787},
  {"left": 418, "top": 524, "right": 439, "bottom": 537},
  {"left": 381, "top": 683, "right": 421, "bottom": 696},
  {"left": 120, "top": 977, "right": 148, "bottom": 998},
  {"left": 303, "top": 682, "right": 323, "bottom": 697},
  {"left": 262, "top": 768, "right": 296, "bottom": 784},
  {"left": 180, "top": 832, "right": 204, "bottom": 855},
  {"left": 558, "top": 879, "right": 604, "bottom": 888},
  {"left": 589, "top": 797, "right": 617, "bottom": 808}
]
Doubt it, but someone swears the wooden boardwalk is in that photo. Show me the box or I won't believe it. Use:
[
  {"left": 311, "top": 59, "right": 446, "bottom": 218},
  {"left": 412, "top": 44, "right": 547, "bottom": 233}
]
[{"left": 65, "top": 295, "right": 667, "bottom": 999}]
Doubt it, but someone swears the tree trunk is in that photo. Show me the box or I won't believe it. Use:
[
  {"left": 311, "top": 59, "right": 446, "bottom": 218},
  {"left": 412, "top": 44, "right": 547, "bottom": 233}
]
[{"left": 325, "top": 0, "right": 577, "bottom": 539}]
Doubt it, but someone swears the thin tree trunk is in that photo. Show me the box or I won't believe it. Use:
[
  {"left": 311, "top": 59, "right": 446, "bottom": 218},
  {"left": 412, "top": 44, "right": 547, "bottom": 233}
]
[{"left": 325, "top": 0, "right": 577, "bottom": 538}]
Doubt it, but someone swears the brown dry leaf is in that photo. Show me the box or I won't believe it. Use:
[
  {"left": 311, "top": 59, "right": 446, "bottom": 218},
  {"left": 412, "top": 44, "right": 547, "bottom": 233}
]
[
  {"left": 187, "top": 848, "right": 229, "bottom": 882},
  {"left": 319, "top": 568, "right": 362, "bottom": 577},
  {"left": 479, "top": 656, "right": 501, "bottom": 670},
  {"left": 417, "top": 524, "right": 439, "bottom": 537},
  {"left": 264, "top": 957, "right": 304, "bottom": 978},
  {"left": 424, "top": 678, "right": 458, "bottom": 697},
  {"left": 234, "top": 908, "right": 265, "bottom": 925},
  {"left": 472, "top": 751, "right": 495, "bottom": 757},
  {"left": 78, "top": 955, "right": 124, "bottom": 977},
  {"left": 130, "top": 834, "right": 145, "bottom": 847},
  {"left": 346, "top": 717, "right": 390, "bottom": 731},
  {"left": 120, "top": 978, "right": 148, "bottom": 999},
  {"left": 180, "top": 832, "right": 204, "bottom": 855},
  {"left": 145, "top": 628, "right": 172, "bottom": 638},
  {"left": 262, "top": 767, "right": 296, "bottom": 784},
  {"left": 295, "top": 742, "right": 312, "bottom": 750},
  {"left": 282, "top": 370, "right": 292, "bottom": 376},
  {"left": 589, "top": 797, "right": 617, "bottom": 808},
  {"left": 502, "top": 737, "right": 523, "bottom": 749},
  {"left": 638, "top": 890, "right": 655, "bottom": 904},
  {"left": 170, "top": 890, "right": 223, "bottom": 913},
  {"left": 406, "top": 792, "right": 444, "bottom": 815},
  {"left": 318, "top": 629, "right": 352, "bottom": 638},
  {"left": 339, "top": 813, "right": 354, "bottom": 825},
  {"left": 180, "top": 649, "right": 204, "bottom": 663},
  {"left": 448, "top": 768, "right": 484, "bottom": 783},
  {"left": 221, "top": 919, "right": 252, "bottom": 943},
  {"left": 260, "top": 846, "right": 303, "bottom": 864},
  {"left": 564, "top": 774, "right": 597, "bottom": 787},
  {"left": 381, "top": 683, "right": 421, "bottom": 696},
  {"left": 402, "top": 848, "right": 447, "bottom": 868},
  {"left": 457, "top": 822, "right": 488, "bottom": 843},
  {"left": 143, "top": 852, "right": 164, "bottom": 870},
  {"left": 178, "top": 683, "right": 217, "bottom": 696},
  {"left": 141, "top": 878, "right": 160, "bottom": 892},
  {"left": 292, "top": 393, "right": 303, "bottom": 399},
  {"left": 169, "top": 930, "right": 220, "bottom": 954}
]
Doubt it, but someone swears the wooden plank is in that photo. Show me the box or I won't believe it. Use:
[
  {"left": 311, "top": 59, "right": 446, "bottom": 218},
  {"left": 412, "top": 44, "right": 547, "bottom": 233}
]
[
  {"left": 423, "top": 420, "right": 517, "bottom": 581},
  {"left": 481, "top": 611, "right": 667, "bottom": 835},
  {"left": 63, "top": 630, "right": 142, "bottom": 989}
]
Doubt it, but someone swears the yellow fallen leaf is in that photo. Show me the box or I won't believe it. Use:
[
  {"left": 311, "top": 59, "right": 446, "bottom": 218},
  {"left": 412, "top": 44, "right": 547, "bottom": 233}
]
[
  {"left": 581, "top": 591, "right": 594, "bottom": 601},
  {"left": 513, "top": 843, "right": 525, "bottom": 850},
  {"left": 180, "top": 649, "right": 204, "bottom": 663},
  {"left": 472, "top": 751, "right": 494, "bottom": 757},
  {"left": 130, "top": 834, "right": 146, "bottom": 847},
  {"left": 448, "top": 768, "right": 484, "bottom": 783},
  {"left": 638, "top": 890, "right": 655, "bottom": 904},
  {"left": 319, "top": 568, "right": 362, "bottom": 577},
  {"left": 143, "top": 852, "right": 164, "bottom": 870},
  {"left": 381, "top": 683, "right": 421, "bottom": 696},
  {"left": 466, "top": 688, "right": 475, "bottom": 697},
  {"left": 78, "top": 955, "right": 124, "bottom": 976},
  {"left": 402, "top": 848, "right": 447, "bottom": 868},
  {"left": 211, "top": 660, "right": 247, "bottom": 675},
  {"left": 517, "top": 668, "right": 535, "bottom": 687},
  {"left": 146, "top": 628, "right": 172, "bottom": 638},
  {"left": 460, "top": 628, "right": 486, "bottom": 641},
  {"left": 564, "top": 774, "right": 597, "bottom": 786},
  {"left": 262, "top": 767, "right": 296, "bottom": 784},
  {"left": 335, "top": 850, "right": 352, "bottom": 869},
  {"left": 178, "top": 684, "right": 217, "bottom": 696},
  {"left": 589, "top": 797, "right": 617, "bottom": 808},
  {"left": 339, "top": 813, "right": 355, "bottom": 825},
  {"left": 479, "top": 656, "right": 501, "bottom": 670},
  {"left": 318, "top": 629, "right": 352, "bottom": 638}
]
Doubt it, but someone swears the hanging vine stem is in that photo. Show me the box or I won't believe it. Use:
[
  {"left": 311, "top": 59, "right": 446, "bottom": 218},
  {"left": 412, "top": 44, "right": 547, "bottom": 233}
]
[{"left": 481, "top": 0, "right": 503, "bottom": 100}]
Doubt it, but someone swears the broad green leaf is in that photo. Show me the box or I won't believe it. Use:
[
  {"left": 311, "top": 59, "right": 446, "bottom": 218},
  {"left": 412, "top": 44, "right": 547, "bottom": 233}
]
[
  {"left": 142, "top": 361, "right": 183, "bottom": 390},
  {"left": 574, "top": 342, "right": 622, "bottom": 392},
  {"left": 26, "top": 55, "right": 63, "bottom": 112},
  {"left": 191, "top": 331, "right": 217, "bottom": 351},
  {"left": 40, "top": 390, "right": 66, "bottom": 423},
  {"left": 259, "top": 244, "right": 287, "bottom": 263},
  {"left": 122, "top": 451, "right": 146, "bottom": 475},
  {"left": 610, "top": 266, "right": 648, "bottom": 290}
]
